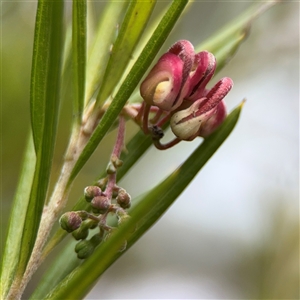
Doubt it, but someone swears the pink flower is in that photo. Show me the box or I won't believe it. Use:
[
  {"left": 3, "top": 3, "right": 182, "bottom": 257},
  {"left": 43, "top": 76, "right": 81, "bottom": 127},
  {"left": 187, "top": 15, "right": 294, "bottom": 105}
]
[
  {"left": 171, "top": 77, "right": 233, "bottom": 140},
  {"left": 140, "top": 40, "right": 194, "bottom": 111},
  {"left": 139, "top": 40, "right": 234, "bottom": 147}
]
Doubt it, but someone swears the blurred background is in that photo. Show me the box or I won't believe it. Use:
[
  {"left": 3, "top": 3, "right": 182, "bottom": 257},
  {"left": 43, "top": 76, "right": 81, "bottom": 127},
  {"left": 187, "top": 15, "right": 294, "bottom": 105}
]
[{"left": 2, "top": 1, "right": 299, "bottom": 299}]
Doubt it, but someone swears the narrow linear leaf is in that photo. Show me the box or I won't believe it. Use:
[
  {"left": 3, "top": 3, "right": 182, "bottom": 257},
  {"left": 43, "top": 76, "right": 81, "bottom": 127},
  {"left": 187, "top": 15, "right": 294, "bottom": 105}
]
[
  {"left": 119, "top": 2, "right": 193, "bottom": 96},
  {"left": 0, "top": 133, "right": 36, "bottom": 299},
  {"left": 196, "top": 1, "right": 277, "bottom": 72},
  {"left": 29, "top": 239, "right": 80, "bottom": 300},
  {"left": 85, "top": 2, "right": 128, "bottom": 105},
  {"left": 68, "top": 0, "right": 189, "bottom": 185},
  {"left": 45, "top": 103, "right": 243, "bottom": 300},
  {"left": 94, "top": 0, "right": 157, "bottom": 109},
  {"left": 13, "top": 0, "right": 64, "bottom": 279},
  {"left": 72, "top": 0, "right": 87, "bottom": 126}
]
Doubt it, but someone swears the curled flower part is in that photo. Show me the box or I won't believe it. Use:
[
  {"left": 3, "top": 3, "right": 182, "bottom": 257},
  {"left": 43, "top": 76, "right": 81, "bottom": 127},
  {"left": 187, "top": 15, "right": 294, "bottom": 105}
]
[
  {"left": 187, "top": 51, "right": 216, "bottom": 101},
  {"left": 198, "top": 100, "right": 227, "bottom": 137},
  {"left": 140, "top": 40, "right": 196, "bottom": 111},
  {"left": 197, "top": 77, "right": 233, "bottom": 116},
  {"left": 170, "top": 77, "right": 233, "bottom": 141},
  {"left": 168, "top": 40, "right": 195, "bottom": 91},
  {"left": 140, "top": 52, "right": 184, "bottom": 111},
  {"left": 170, "top": 99, "right": 207, "bottom": 141}
]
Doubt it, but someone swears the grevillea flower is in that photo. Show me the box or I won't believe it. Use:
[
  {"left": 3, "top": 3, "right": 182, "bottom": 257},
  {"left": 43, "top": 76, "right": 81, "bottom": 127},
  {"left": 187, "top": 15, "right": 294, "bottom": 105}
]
[
  {"left": 139, "top": 40, "right": 234, "bottom": 145},
  {"left": 140, "top": 40, "right": 194, "bottom": 111},
  {"left": 171, "top": 77, "right": 233, "bottom": 140}
]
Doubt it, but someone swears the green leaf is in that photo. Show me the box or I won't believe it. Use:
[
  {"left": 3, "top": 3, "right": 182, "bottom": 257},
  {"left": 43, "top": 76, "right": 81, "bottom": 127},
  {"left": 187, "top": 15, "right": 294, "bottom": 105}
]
[
  {"left": 94, "top": 1, "right": 157, "bottom": 109},
  {"left": 44, "top": 102, "right": 243, "bottom": 299},
  {"left": 14, "top": 0, "right": 64, "bottom": 279},
  {"left": 85, "top": 2, "right": 128, "bottom": 105},
  {"left": 72, "top": 0, "right": 87, "bottom": 126},
  {"left": 196, "top": 2, "right": 277, "bottom": 74},
  {"left": 0, "top": 133, "right": 36, "bottom": 299},
  {"left": 68, "top": 0, "right": 189, "bottom": 185},
  {"left": 29, "top": 239, "right": 80, "bottom": 300}
]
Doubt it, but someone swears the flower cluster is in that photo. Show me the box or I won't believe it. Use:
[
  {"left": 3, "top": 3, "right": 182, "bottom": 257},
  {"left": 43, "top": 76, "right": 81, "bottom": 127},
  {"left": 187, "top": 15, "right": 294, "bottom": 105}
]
[
  {"left": 60, "top": 174, "right": 131, "bottom": 259},
  {"left": 136, "top": 40, "right": 233, "bottom": 149},
  {"left": 59, "top": 117, "right": 130, "bottom": 259}
]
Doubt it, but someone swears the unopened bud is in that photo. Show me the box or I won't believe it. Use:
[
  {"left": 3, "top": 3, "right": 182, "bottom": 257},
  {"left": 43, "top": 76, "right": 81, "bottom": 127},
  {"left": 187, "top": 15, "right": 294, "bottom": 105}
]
[
  {"left": 72, "top": 219, "right": 98, "bottom": 240},
  {"left": 96, "top": 178, "right": 108, "bottom": 190},
  {"left": 91, "top": 195, "right": 111, "bottom": 214},
  {"left": 116, "top": 188, "right": 131, "bottom": 209},
  {"left": 72, "top": 227, "right": 89, "bottom": 240},
  {"left": 170, "top": 99, "right": 206, "bottom": 141},
  {"left": 59, "top": 212, "right": 82, "bottom": 233},
  {"left": 186, "top": 51, "right": 216, "bottom": 101},
  {"left": 171, "top": 77, "right": 233, "bottom": 141},
  {"left": 75, "top": 240, "right": 94, "bottom": 259},
  {"left": 140, "top": 52, "right": 184, "bottom": 111},
  {"left": 106, "top": 162, "right": 116, "bottom": 174},
  {"left": 111, "top": 155, "right": 123, "bottom": 168},
  {"left": 75, "top": 233, "right": 103, "bottom": 259},
  {"left": 84, "top": 186, "right": 102, "bottom": 202},
  {"left": 198, "top": 100, "right": 227, "bottom": 137}
]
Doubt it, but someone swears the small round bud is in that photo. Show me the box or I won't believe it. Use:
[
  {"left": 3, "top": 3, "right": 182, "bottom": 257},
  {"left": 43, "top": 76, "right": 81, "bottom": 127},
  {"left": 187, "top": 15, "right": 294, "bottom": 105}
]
[
  {"left": 91, "top": 196, "right": 111, "bottom": 214},
  {"left": 106, "top": 162, "right": 116, "bottom": 174},
  {"left": 75, "top": 240, "right": 94, "bottom": 259},
  {"left": 116, "top": 188, "right": 131, "bottom": 209},
  {"left": 59, "top": 212, "right": 82, "bottom": 233},
  {"left": 75, "top": 234, "right": 103, "bottom": 259},
  {"left": 72, "top": 219, "right": 97, "bottom": 240},
  {"left": 72, "top": 227, "right": 89, "bottom": 240},
  {"left": 84, "top": 186, "right": 102, "bottom": 202},
  {"left": 96, "top": 178, "right": 108, "bottom": 190},
  {"left": 111, "top": 155, "right": 123, "bottom": 168}
]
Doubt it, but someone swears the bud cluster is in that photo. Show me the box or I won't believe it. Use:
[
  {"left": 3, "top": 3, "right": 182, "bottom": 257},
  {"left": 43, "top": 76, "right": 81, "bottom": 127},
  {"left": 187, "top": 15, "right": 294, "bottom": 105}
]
[
  {"left": 137, "top": 40, "right": 233, "bottom": 149},
  {"left": 59, "top": 153, "right": 131, "bottom": 259}
]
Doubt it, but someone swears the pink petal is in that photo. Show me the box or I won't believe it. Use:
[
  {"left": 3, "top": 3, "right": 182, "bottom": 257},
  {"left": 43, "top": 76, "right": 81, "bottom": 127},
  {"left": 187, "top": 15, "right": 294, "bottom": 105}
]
[
  {"left": 198, "top": 100, "right": 227, "bottom": 137},
  {"left": 187, "top": 51, "right": 216, "bottom": 101},
  {"left": 140, "top": 53, "right": 184, "bottom": 111},
  {"left": 195, "top": 77, "right": 233, "bottom": 116}
]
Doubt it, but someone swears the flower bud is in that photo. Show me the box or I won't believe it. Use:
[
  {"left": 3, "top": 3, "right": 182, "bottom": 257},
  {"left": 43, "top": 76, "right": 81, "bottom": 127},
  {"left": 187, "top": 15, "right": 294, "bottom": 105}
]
[
  {"left": 91, "top": 195, "right": 111, "bottom": 214},
  {"left": 111, "top": 155, "right": 123, "bottom": 168},
  {"left": 116, "top": 188, "right": 131, "bottom": 209},
  {"left": 198, "top": 100, "right": 227, "bottom": 137},
  {"left": 186, "top": 51, "right": 216, "bottom": 101},
  {"left": 106, "top": 162, "right": 116, "bottom": 174},
  {"left": 72, "top": 227, "right": 89, "bottom": 240},
  {"left": 170, "top": 99, "right": 206, "bottom": 141},
  {"left": 168, "top": 40, "right": 195, "bottom": 92},
  {"left": 75, "top": 240, "right": 94, "bottom": 259},
  {"left": 75, "top": 234, "right": 103, "bottom": 259},
  {"left": 170, "top": 77, "right": 233, "bottom": 141},
  {"left": 96, "top": 178, "right": 108, "bottom": 190},
  {"left": 84, "top": 186, "right": 102, "bottom": 202},
  {"left": 72, "top": 219, "right": 98, "bottom": 240},
  {"left": 59, "top": 212, "right": 82, "bottom": 233},
  {"left": 140, "top": 53, "right": 184, "bottom": 111}
]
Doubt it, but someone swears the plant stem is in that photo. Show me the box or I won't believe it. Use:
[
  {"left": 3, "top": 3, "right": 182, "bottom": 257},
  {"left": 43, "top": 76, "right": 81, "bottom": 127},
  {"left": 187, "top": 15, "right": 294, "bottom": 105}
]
[{"left": 7, "top": 125, "right": 89, "bottom": 299}]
